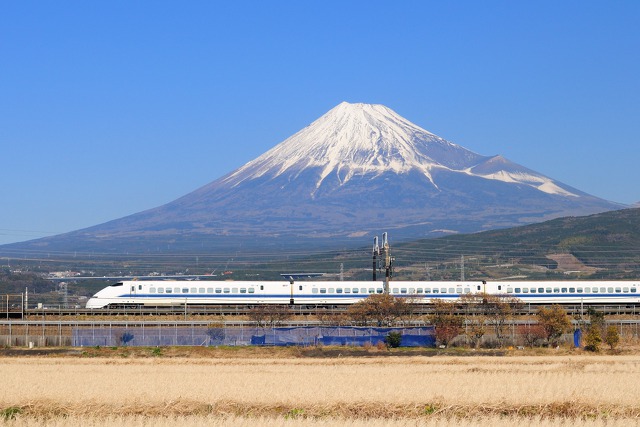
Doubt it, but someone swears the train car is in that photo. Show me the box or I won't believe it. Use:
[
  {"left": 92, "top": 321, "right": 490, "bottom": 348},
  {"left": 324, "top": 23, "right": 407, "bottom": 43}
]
[{"left": 86, "top": 279, "right": 640, "bottom": 308}]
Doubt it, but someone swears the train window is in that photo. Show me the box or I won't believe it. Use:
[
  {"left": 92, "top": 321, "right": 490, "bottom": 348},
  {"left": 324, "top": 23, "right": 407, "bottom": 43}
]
[
  {"left": 632, "top": 288, "right": 637, "bottom": 293},
  {"left": 456, "top": 288, "right": 462, "bottom": 294},
  {"left": 299, "top": 286, "right": 303, "bottom": 291},
  {"left": 361, "top": 288, "right": 367, "bottom": 294},
  {"left": 602, "top": 287, "right": 607, "bottom": 293},
  {"left": 248, "top": 288, "right": 255, "bottom": 294},
  {"left": 561, "top": 288, "right": 567, "bottom": 293},
  {"left": 569, "top": 288, "right": 575, "bottom": 293},
  {"left": 368, "top": 288, "right": 375, "bottom": 294},
  {"left": 377, "top": 288, "right": 383, "bottom": 294},
  {"left": 150, "top": 287, "right": 156, "bottom": 293},
  {"left": 546, "top": 288, "right": 552, "bottom": 293},
  {"left": 585, "top": 287, "right": 591, "bottom": 293},
  {"left": 223, "top": 288, "right": 230, "bottom": 294},
  {"left": 425, "top": 288, "right": 431, "bottom": 294},
  {"left": 592, "top": 288, "right": 598, "bottom": 293},
  {"left": 608, "top": 287, "right": 614, "bottom": 293},
  {"left": 409, "top": 288, "right": 415, "bottom": 294},
  {"left": 312, "top": 288, "right": 318, "bottom": 294},
  {"left": 214, "top": 288, "right": 220, "bottom": 294},
  {"left": 498, "top": 285, "right": 502, "bottom": 291},
  {"left": 441, "top": 288, "right": 447, "bottom": 293},
  {"left": 507, "top": 288, "right": 513, "bottom": 293},
  {"left": 111, "top": 282, "right": 124, "bottom": 287},
  {"left": 577, "top": 288, "right": 583, "bottom": 293},
  {"left": 139, "top": 285, "right": 142, "bottom": 290},
  {"left": 554, "top": 288, "right": 560, "bottom": 293},
  {"left": 417, "top": 288, "right": 423, "bottom": 294},
  {"left": 190, "top": 288, "right": 197, "bottom": 293},
  {"left": 432, "top": 289, "right": 439, "bottom": 294},
  {"left": 464, "top": 288, "right": 471, "bottom": 294},
  {"left": 522, "top": 288, "right": 528, "bottom": 293},
  {"left": 623, "top": 287, "right": 629, "bottom": 293},
  {"left": 199, "top": 288, "right": 205, "bottom": 293},
  {"left": 131, "top": 286, "right": 135, "bottom": 292},
  {"left": 336, "top": 288, "right": 343, "bottom": 294},
  {"left": 320, "top": 288, "right": 327, "bottom": 294},
  {"left": 180, "top": 288, "right": 188, "bottom": 293},
  {"left": 538, "top": 288, "right": 544, "bottom": 293},
  {"left": 352, "top": 288, "right": 358, "bottom": 293},
  {"left": 401, "top": 288, "right": 407, "bottom": 294},
  {"left": 240, "top": 288, "right": 247, "bottom": 294},
  {"left": 530, "top": 288, "right": 536, "bottom": 294},
  {"left": 477, "top": 285, "right": 482, "bottom": 291},
  {"left": 158, "top": 288, "right": 164, "bottom": 293},
  {"left": 448, "top": 288, "right": 455, "bottom": 294},
  {"left": 166, "top": 288, "right": 172, "bottom": 294},
  {"left": 344, "top": 288, "right": 350, "bottom": 294},
  {"left": 260, "top": 285, "right": 264, "bottom": 291},
  {"left": 173, "top": 287, "right": 179, "bottom": 293},
  {"left": 615, "top": 287, "right": 622, "bottom": 293},
  {"left": 328, "top": 288, "right": 335, "bottom": 293},
  {"left": 392, "top": 288, "right": 399, "bottom": 294},
  {"left": 232, "top": 288, "right": 238, "bottom": 293},
  {"left": 515, "top": 288, "right": 521, "bottom": 293}
]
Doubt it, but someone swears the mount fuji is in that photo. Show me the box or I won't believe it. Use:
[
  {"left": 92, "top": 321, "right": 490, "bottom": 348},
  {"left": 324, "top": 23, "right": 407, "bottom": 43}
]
[{"left": 2, "top": 102, "right": 624, "bottom": 254}]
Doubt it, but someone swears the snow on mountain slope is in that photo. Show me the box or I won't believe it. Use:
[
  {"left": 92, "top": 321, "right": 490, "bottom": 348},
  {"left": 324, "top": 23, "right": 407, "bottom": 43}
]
[{"left": 222, "top": 102, "right": 578, "bottom": 198}]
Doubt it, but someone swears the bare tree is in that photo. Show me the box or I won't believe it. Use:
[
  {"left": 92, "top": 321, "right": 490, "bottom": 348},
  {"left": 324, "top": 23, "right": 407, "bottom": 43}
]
[
  {"left": 347, "top": 294, "right": 410, "bottom": 326},
  {"left": 248, "top": 305, "right": 292, "bottom": 328},
  {"left": 429, "top": 299, "right": 464, "bottom": 347},
  {"left": 458, "top": 293, "right": 522, "bottom": 347}
]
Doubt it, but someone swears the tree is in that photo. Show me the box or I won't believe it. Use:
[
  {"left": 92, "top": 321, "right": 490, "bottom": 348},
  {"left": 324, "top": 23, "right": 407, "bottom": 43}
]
[
  {"left": 584, "top": 307, "right": 606, "bottom": 352},
  {"left": 584, "top": 326, "right": 602, "bottom": 352},
  {"left": 537, "top": 305, "right": 572, "bottom": 347},
  {"left": 429, "top": 299, "right": 464, "bottom": 347},
  {"left": 466, "top": 316, "right": 487, "bottom": 349},
  {"left": 458, "top": 293, "right": 523, "bottom": 347},
  {"left": 518, "top": 323, "right": 547, "bottom": 348},
  {"left": 248, "top": 305, "right": 292, "bottom": 328},
  {"left": 347, "top": 294, "right": 410, "bottom": 326},
  {"left": 604, "top": 325, "right": 620, "bottom": 350}
]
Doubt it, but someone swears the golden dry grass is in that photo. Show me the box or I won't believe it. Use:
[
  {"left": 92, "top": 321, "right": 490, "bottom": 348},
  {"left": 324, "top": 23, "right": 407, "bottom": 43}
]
[{"left": 2, "top": 355, "right": 640, "bottom": 425}]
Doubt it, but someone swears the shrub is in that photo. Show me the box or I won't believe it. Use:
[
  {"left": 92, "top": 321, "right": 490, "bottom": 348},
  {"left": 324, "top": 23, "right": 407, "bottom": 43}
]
[
  {"left": 584, "top": 326, "right": 602, "bottom": 352},
  {"left": 384, "top": 331, "right": 402, "bottom": 348},
  {"left": 605, "top": 325, "right": 620, "bottom": 350}
]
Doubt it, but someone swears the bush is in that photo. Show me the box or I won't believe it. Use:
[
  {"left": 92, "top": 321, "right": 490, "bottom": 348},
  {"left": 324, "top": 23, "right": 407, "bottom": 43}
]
[
  {"left": 605, "top": 325, "right": 620, "bottom": 350},
  {"left": 385, "top": 331, "right": 402, "bottom": 348},
  {"left": 584, "top": 326, "right": 602, "bottom": 352}
]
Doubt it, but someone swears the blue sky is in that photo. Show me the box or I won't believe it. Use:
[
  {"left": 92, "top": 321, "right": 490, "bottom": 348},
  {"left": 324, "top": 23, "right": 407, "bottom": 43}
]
[{"left": 1, "top": 1, "right": 639, "bottom": 245}]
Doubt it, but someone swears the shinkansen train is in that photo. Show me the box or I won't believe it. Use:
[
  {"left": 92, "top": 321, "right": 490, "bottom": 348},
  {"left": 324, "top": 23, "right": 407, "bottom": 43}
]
[{"left": 86, "top": 279, "right": 640, "bottom": 308}]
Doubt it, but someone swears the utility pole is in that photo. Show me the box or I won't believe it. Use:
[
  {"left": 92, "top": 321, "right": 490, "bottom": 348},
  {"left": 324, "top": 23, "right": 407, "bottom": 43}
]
[
  {"left": 461, "top": 255, "right": 465, "bottom": 281},
  {"left": 381, "top": 232, "right": 393, "bottom": 294},
  {"left": 372, "top": 236, "right": 379, "bottom": 281}
]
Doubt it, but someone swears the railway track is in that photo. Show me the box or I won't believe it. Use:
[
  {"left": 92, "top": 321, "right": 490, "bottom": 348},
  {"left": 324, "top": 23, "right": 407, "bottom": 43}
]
[{"left": 12, "top": 303, "right": 640, "bottom": 318}]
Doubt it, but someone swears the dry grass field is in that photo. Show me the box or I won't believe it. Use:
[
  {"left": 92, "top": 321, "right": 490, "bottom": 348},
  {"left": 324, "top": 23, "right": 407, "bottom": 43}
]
[{"left": 2, "top": 352, "right": 640, "bottom": 426}]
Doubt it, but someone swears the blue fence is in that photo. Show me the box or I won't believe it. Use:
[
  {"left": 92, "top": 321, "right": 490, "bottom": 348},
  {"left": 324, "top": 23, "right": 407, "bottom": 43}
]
[{"left": 72, "top": 325, "right": 435, "bottom": 347}]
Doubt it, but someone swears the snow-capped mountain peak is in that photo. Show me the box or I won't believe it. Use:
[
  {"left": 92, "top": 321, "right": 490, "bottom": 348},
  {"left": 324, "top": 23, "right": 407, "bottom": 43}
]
[{"left": 222, "top": 102, "right": 577, "bottom": 198}]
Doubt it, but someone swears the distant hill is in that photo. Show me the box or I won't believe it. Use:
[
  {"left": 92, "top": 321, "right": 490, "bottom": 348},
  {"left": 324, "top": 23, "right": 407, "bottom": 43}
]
[{"left": 391, "top": 207, "right": 640, "bottom": 280}]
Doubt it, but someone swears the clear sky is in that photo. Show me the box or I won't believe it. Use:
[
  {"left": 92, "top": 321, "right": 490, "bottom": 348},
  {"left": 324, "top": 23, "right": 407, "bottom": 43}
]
[{"left": 1, "top": 1, "right": 639, "bottom": 245}]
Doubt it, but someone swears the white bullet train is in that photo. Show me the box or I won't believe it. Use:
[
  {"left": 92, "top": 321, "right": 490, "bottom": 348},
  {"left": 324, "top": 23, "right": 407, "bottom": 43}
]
[{"left": 86, "top": 279, "right": 640, "bottom": 308}]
